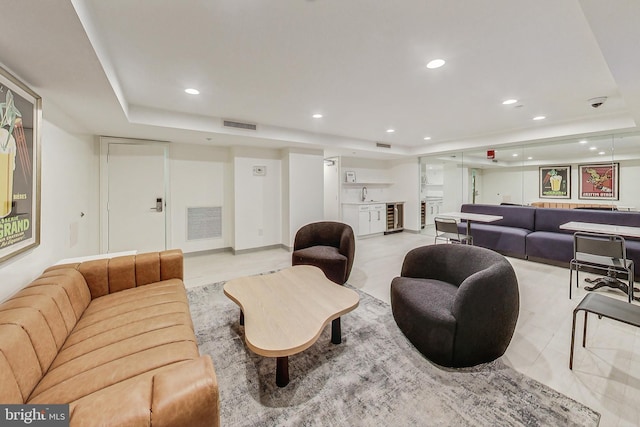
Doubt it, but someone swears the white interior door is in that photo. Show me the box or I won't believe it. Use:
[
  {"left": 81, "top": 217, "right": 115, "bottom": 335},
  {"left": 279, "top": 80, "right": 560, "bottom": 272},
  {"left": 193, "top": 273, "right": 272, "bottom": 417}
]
[
  {"left": 107, "top": 143, "right": 167, "bottom": 253},
  {"left": 324, "top": 157, "right": 340, "bottom": 220}
]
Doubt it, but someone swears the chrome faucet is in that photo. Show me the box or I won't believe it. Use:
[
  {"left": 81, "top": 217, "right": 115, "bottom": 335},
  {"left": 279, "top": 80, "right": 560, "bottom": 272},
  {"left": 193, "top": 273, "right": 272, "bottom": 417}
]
[{"left": 361, "top": 186, "right": 368, "bottom": 202}]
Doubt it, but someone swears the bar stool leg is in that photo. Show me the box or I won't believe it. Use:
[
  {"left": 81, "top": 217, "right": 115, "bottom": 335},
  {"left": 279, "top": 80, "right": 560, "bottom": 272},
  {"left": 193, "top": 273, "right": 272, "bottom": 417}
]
[
  {"left": 570, "top": 308, "right": 578, "bottom": 369},
  {"left": 582, "top": 311, "right": 588, "bottom": 348},
  {"left": 569, "top": 263, "right": 573, "bottom": 299}
]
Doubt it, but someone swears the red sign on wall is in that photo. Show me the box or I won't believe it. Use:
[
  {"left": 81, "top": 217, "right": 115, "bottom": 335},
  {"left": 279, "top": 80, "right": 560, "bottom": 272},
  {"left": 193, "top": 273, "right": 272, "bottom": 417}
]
[{"left": 487, "top": 150, "right": 495, "bottom": 159}]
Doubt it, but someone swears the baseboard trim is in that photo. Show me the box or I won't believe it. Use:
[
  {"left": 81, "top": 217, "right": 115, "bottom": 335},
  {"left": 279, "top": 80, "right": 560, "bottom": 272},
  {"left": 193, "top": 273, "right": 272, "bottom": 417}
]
[
  {"left": 233, "top": 244, "right": 290, "bottom": 255},
  {"left": 184, "top": 247, "right": 232, "bottom": 258}
]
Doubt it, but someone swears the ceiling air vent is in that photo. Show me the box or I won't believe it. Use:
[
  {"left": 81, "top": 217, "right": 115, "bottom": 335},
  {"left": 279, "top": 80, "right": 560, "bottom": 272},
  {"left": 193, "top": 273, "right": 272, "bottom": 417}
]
[
  {"left": 223, "top": 120, "right": 257, "bottom": 131},
  {"left": 376, "top": 142, "right": 391, "bottom": 149}
]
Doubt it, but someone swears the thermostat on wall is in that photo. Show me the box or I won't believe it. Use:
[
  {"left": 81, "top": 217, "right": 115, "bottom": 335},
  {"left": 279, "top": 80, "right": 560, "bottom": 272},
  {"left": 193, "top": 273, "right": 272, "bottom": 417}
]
[{"left": 253, "top": 166, "right": 267, "bottom": 176}]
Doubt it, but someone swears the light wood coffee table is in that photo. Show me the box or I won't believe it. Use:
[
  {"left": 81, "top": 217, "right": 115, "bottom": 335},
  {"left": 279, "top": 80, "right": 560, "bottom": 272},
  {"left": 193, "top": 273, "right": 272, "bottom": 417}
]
[{"left": 223, "top": 265, "right": 359, "bottom": 387}]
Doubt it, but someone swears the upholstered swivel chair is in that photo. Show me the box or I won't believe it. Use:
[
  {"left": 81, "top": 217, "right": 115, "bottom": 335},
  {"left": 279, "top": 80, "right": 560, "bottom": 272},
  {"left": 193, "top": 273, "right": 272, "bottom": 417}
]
[
  {"left": 390, "top": 244, "right": 519, "bottom": 368},
  {"left": 292, "top": 221, "right": 355, "bottom": 285}
]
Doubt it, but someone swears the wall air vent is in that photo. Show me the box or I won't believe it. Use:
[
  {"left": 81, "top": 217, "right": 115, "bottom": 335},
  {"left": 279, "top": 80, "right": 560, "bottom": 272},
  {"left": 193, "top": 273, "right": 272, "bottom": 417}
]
[
  {"left": 376, "top": 142, "right": 392, "bottom": 149},
  {"left": 223, "top": 120, "right": 257, "bottom": 131},
  {"left": 187, "top": 206, "right": 222, "bottom": 240}
]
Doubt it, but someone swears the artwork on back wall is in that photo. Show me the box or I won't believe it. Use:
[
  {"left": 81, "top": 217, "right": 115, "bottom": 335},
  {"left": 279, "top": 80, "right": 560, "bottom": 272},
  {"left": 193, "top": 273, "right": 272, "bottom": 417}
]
[
  {"left": 578, "top": 163, "right": 619, "bottom": 200},
  {"left": 0, "top": 65, "right": 42, "bottom": 263},
  {"left": 539, "top": 166, "right": 571, "bottom": 199}
]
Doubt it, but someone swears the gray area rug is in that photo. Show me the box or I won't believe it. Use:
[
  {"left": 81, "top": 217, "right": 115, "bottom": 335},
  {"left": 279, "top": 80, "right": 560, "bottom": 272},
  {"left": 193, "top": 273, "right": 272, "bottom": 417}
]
[{"left": 187, "top": 282, "right": 600, "bottom": 426}]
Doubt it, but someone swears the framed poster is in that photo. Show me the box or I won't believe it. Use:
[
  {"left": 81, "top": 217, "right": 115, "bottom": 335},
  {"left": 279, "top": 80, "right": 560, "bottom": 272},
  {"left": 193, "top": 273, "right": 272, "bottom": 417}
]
[
  {"left": 578, "top": 163, "right": 619, "bottom": 200},
  {"left": 539, "top": 166, "right": 571, "bottom": 198},
  {"left": 0, "top": 66, "right": 42, "bottom": 263}
]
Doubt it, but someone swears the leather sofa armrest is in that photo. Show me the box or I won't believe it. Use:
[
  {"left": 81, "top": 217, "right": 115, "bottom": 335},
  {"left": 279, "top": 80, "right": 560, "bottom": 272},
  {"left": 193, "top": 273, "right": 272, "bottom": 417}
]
[{"left": 151, "top": 356, "right": 220, "bottom": 427}]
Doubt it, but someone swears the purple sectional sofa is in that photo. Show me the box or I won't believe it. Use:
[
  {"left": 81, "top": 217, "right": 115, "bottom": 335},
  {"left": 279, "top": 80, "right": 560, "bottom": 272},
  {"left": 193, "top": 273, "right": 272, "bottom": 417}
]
[
  {"left": 458, "top": 204, "right": 640, "bottom": 278},
  {"left": 458, "top": 204, "right": 536, "bottom": 258}
]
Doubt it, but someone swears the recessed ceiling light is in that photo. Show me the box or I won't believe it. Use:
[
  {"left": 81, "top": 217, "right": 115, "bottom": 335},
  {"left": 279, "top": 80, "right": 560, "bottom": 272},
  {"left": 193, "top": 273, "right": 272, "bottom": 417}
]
[
  {"left": 312, "top": 114, "right": 323, "bottom": 118},
  {"left": 386, "top": 129, "right": 395, "bottom": 133},
  {"left": 512, "top": 153, "right": 519, "bottom": 157},
  {"left": 589, "top": 147, "right": 597, "bottom": 150},
  {"left": 426, "top": 59, "right": 445, "bottom": 69},
  {"left": 527, "top": 156, "right": 533, "bottom": 160},
  {"left": 579, "top": 140, "right": 588, "bottom": 144},
  {"left": 423, "top": 136, "right": 431, "bottom": 141},
  {"left": 502, "top": 99, "right": 518, "bottom": 105},
  {"left": 533, "top": 116, "right": 546, "bottom": 121},
  {"left": 598, "top": 151, "right": 606, "bottom": 155},
  {"left": 185, "top": 88, "right": 200, "bottom": 95}
]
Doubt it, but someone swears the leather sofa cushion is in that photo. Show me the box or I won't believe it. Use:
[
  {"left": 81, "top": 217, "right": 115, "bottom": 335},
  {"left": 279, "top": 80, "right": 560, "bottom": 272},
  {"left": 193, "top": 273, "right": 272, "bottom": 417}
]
[
  {"left": 45, "top": 249, "right": 184, "bottom": 299},
  {"left": 0, "top": 268, "right": 92, "bottom": 403},
  {"left": 26, "top": 268, "right": 92, "bottom": 324},
  {"left": 28, "top": 279, "right": 198, "bottom": 404}
]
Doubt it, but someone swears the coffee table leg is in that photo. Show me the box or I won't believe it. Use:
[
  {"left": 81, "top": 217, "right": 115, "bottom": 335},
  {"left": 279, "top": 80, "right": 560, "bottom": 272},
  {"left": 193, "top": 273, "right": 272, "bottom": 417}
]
[
  {"left": 276, "top": 357, "right": 289, "bottom": 387},
  {"left": 331, "top": 317, "right": 342, "bottom": 344},
  {"left": 239, "top": 310, "right": 244, "bottom": 326}
]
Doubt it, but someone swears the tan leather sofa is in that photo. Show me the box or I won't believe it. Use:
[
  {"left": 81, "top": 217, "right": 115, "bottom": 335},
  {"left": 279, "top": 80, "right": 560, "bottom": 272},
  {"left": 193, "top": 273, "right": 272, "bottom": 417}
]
[{"left": 0, "top": 249, "right": 219, "bottom": 427}]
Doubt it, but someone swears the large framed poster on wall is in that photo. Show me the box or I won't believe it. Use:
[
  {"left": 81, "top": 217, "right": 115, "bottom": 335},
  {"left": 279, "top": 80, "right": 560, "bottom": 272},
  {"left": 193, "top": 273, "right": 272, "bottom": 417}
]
[
  {"left": 539, "top": 166, "right": 571, "bottom": 199},
  {"left": 0, "top": 65, "right": 42, "bottom": 263},
  {"left": 578, "top": 163, "right": 619, "bottom": 200}
]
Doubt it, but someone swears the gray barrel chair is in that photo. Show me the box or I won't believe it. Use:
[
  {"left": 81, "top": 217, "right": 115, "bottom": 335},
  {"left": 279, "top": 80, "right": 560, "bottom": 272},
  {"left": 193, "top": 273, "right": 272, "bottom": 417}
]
[
  {"left": 391, "top": 244, "right": 519, "bottom": 368},
  {"left": 292, "top": 221, "right": 355, "bottom": 285}
]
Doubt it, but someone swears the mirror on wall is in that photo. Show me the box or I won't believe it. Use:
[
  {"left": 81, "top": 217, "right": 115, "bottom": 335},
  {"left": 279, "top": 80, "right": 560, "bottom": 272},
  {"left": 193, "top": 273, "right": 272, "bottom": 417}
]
[
  {"left": 420, "top": 152, "right": 465, "bottom": 232},
  {"left": 419, "top": 130, "right": 640, "bottom": 230}
]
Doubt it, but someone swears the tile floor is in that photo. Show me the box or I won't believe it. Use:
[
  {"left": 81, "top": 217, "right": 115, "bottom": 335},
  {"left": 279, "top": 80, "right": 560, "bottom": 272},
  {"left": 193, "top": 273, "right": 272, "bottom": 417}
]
[{"left": 183, "top": 231, "right": 640, "bottom": 426}]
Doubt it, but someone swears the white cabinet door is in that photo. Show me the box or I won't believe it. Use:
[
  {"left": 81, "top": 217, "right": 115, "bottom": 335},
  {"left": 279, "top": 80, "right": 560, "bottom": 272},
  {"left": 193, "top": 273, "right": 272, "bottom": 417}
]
[
  {"left": 358, "top": 208, "right": 371, "bottom": 236},
  {"left": 370, "top": 205, "right": 386, "bottom": 233},
  {"left": 357, "top": 204, "right": 386, "bottom": 236}
]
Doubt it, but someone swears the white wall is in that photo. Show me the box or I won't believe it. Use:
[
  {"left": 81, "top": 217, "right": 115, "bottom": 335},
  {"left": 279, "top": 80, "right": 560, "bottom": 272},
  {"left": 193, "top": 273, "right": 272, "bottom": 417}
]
[
  {"left": 340, "top": 157, "right": 392, "bottom": 203},
  {"left": 284, "top": 150, "right": 324, "bottom": 248},
  {"left": 618, "top": 159, "right": 640, "bottom": 208},
  {"left": 390, "top": 158, "right": 420, "bottom": 231},
  {"left": 481, "top": 167, "right": 541, "bottom": 205},
  {"left": 1, "top": 118, "right": 99, "bottom": 302},
  {"left": 169, "top": 143, "right": 230, "bottom": 252},
  {"left": 442, "top": 163, "right": 465, "bottom": 212},
  {"left": 281, "top": 152, "right": 290, "bottom": 248},
  {"left": 233, "top": 150, "right": 282, "bottom": 251}
]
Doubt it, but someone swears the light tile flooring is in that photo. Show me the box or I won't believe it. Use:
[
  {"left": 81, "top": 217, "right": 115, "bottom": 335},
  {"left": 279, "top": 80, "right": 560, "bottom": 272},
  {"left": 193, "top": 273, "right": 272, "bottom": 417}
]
[{"left": 184, "top": 231, "right": 640, "bottom": 426}]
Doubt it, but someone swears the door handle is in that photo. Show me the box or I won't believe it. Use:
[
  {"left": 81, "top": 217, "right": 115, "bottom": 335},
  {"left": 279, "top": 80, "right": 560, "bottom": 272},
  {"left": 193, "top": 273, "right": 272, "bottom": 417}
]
[{"left": 150, "top": 197, "right": 163, "bottom": 212}]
